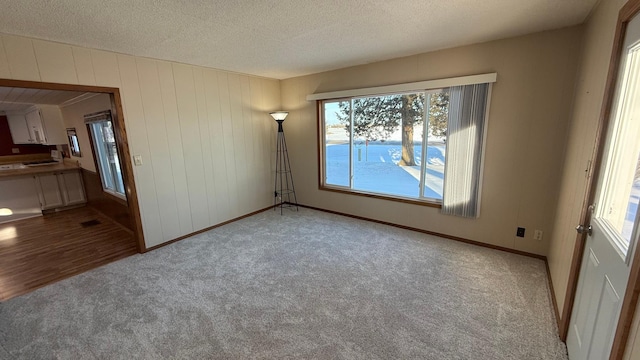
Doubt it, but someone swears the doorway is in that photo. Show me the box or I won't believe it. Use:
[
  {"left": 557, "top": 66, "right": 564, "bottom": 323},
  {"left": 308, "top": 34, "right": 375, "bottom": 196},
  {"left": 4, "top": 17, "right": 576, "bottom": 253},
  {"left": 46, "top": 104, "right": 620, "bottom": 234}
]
[{"left": 0, "top": 79, "right": 145, "bottom": 300}]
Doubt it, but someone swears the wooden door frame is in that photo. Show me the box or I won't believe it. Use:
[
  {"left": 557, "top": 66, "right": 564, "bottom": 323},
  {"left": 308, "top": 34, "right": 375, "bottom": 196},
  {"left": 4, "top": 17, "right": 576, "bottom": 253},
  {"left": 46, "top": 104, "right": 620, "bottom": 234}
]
[
  {"left": 0, "top": 78, "right": 146, "bottom": 253},
  {"left": 560, "top": 1, "right": 640, "bottom": 359}
]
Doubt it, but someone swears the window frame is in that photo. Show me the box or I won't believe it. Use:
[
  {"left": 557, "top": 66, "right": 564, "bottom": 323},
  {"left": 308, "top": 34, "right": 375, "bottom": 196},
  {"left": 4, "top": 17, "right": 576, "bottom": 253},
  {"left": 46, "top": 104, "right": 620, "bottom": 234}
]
[
  {"left": 314, "top": 74, "right": 496, "bottom": 209},
  {"left": 85, "top": 111, "right": 127, "bottom": 201},
  {"left": 317, "top": 89, "right": 447, "bottom": 208}
]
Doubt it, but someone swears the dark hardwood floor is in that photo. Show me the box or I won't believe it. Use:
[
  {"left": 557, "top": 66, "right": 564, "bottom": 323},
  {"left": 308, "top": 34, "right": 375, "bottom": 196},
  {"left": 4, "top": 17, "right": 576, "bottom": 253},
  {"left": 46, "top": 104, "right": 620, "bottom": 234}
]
[{"left": 0, "top": 206, "right": 137, "bottom": 301}]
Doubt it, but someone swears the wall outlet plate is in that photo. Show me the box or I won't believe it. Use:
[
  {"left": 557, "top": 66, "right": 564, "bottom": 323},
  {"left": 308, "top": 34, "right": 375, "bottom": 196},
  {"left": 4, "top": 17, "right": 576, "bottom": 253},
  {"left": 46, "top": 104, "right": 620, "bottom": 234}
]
[
  {"left": 516, "top": 227, "right": 525, "bottom": 237},
  {"left": 534, "top": 229, "right": 543, "bottom": 240}
]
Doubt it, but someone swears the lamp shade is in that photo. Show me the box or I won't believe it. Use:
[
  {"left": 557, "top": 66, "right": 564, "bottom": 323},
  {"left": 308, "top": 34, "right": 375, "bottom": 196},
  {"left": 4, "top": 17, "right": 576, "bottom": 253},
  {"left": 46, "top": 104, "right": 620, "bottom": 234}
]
[{"left": 270, "top": 111, "right": 288, "bottom": 121}]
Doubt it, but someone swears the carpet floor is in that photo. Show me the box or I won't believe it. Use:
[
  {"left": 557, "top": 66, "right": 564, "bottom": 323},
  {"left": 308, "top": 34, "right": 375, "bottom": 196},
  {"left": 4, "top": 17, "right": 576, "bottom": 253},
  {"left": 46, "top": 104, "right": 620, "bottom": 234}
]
[{"left": 0, "top": 208, "right": 567, "bottom": 359}]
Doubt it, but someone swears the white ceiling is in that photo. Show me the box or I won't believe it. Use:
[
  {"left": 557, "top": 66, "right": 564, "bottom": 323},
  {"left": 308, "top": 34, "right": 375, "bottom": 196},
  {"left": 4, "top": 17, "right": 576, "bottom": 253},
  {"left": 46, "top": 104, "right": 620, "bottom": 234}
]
[
  {"left": 0, "top": 87, "right": 90, "bottom": 113},
  {"left": 0, "top": 0, "right": 598, "bottom": 79}
]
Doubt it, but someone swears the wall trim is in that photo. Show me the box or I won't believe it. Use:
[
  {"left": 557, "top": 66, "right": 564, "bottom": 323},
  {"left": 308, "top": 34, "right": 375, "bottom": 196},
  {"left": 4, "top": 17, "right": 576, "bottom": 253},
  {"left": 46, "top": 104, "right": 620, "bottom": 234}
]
[
  {"left": 295, "top": 203, "right": 545, "bottom": 259},
  {"left": 144, "top": 205, "right": 275, "bottom": 252},
  {"left": 545, "top": 259, "right": 562, "bottom": 332}
]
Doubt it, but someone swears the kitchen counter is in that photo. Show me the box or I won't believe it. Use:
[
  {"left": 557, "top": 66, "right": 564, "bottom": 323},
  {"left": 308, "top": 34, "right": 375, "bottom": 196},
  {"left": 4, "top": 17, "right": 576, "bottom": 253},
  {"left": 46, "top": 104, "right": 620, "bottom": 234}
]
[
  {"left": 0, "top": 162, "right": 81, "bottom": 178},
  {"left": 0, "top": 160, "right": 87, "bottom": 224}
]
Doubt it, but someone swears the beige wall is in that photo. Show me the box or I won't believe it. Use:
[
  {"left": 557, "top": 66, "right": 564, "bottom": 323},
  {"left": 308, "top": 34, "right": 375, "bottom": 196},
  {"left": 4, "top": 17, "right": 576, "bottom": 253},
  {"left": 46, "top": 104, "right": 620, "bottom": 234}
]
[
  {"left": 60, "top": 93, "right": 112, "bottom": 173},
  {"left": 280, "top": 27, "right": 582, "bottom": 256},
  {"left": 547, "top": 0, "right": 625, "bottom": 320},
  {"left": 0, "top": 33, "right": 281, "bottom": 248},
  {"left": 545, "top": 2, "right": 640, "bottom": 358}
]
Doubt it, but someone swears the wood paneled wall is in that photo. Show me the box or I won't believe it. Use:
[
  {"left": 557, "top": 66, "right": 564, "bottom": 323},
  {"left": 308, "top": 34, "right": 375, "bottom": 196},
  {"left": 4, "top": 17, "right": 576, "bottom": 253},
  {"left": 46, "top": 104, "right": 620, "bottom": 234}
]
[
  {"left": 0, "top": 34, "right": 281, "bottom": 248},
  {"left": 81, "top": 168, "right": 132, "bottom": 231}
]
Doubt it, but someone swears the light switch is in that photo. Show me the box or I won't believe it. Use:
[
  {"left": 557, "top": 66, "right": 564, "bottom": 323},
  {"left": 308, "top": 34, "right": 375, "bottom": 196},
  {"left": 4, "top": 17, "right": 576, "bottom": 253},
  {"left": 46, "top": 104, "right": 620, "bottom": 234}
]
[{"left": 133, "top": 155, "right": 143, "bottom": 166}]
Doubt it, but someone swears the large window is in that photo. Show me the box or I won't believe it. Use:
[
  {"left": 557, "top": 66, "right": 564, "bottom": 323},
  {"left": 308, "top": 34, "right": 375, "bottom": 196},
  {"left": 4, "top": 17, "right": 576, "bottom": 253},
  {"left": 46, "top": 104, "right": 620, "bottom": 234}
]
[
  {"left": 317, "top": 75, "right": 493, "bottom": 216},
  {"left": 323, "top": 90, "right": 449, "bottom": 202}
]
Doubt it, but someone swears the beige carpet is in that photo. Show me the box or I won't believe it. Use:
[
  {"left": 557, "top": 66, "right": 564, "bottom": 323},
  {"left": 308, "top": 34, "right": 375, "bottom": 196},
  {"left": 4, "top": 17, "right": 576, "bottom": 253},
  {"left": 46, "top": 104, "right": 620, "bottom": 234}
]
[{"left": 0, "top": 208, "right": 566, "bottom": 359}]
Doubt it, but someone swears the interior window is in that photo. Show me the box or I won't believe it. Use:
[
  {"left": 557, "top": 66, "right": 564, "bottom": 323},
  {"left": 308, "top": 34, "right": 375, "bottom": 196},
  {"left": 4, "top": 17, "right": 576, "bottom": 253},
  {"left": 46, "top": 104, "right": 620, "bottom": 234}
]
[{"left": 85, "top": 111, "right": 126, "bottom": 200}]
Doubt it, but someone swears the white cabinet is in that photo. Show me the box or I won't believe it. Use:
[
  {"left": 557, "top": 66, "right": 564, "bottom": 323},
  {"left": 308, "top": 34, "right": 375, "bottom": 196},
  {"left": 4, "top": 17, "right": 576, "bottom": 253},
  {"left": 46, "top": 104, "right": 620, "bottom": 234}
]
[
  {"left": 35, "top": 173, "right": 65, "bottom": 209},
  {"left": 25, "top": 108, "right": 47, "bottom": 144},
  {"left": 28, "top": 105, "right": 67, "bottom": 145},
  {"left": 7, "top": 105, "right": 66, "bottom": 145},
  {"left": 59, "top": 171, "right": 86, "bottom": 206},
  {"left": 6, "top": 113, "right": 33, "bottom": 144},
  {"left": 0, "top": 176, "right": 43, "bottom": 224},
  {"left": 34, "top": 170, "right": 87, "bottom": 210}
]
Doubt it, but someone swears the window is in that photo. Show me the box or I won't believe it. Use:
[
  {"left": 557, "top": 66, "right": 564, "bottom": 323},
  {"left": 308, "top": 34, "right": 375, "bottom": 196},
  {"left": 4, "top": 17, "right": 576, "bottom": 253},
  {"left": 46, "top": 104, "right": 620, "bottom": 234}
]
[
  {"left": 316, "top": 74, "right": 494, "bottom": 217},
  {"left": 67, "top": 128, "right": 81, "bottom": 157},
  {"left": 85, "top": 110, "right": 126, "bottom": 200},
  {"left": 322, "top": 90, "right": 448, "bottom": 202}
]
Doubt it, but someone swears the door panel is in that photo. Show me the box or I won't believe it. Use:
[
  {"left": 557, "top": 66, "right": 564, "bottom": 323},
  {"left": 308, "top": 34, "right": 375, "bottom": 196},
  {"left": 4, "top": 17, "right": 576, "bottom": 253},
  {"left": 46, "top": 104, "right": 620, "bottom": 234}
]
[
  {"left": 35, "top": 173, "right": 64, "bottom": 210},
  {"left": 571, "top": 249, "right": 600, "bottom": 349},
  {"left": 587, "top": 277, "right": 620, "bottom": 360},
  {"left": 60, "top": 171, "right": 86, "bottom": 205}
]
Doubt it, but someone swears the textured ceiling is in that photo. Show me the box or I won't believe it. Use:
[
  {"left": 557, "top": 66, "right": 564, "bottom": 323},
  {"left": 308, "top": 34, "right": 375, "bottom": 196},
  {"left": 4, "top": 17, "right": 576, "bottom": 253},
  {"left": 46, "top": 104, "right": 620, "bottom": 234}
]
[{"left": 0, "top": 0, "right": 597, "bottom": 79}]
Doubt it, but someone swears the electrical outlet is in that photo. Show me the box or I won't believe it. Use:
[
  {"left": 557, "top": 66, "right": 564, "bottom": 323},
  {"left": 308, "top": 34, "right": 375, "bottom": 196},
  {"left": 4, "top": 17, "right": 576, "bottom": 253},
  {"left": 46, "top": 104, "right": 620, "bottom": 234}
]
[
  {"left": 516, "top": 227, "right": 525, "bottom": 237},
  {"left": 534, "top": 230, "right": 543, "bottom": 241},
  {"left": 11, "top": 148, "right": 19, "bottom": 154}
]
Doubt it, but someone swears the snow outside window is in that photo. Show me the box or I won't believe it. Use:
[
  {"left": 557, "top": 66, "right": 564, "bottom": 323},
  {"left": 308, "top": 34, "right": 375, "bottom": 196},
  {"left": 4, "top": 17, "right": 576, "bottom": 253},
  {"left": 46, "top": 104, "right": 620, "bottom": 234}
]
[{"left": 321, "top": 89, "right": 449, "bottom": 203}]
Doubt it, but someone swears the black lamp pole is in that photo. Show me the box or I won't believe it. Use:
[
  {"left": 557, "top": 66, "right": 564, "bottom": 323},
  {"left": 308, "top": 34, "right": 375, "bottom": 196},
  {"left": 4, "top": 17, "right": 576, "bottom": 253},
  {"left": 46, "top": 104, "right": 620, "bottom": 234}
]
[{"left": 271, "top": 112, "right": 298, "bottom": 214}]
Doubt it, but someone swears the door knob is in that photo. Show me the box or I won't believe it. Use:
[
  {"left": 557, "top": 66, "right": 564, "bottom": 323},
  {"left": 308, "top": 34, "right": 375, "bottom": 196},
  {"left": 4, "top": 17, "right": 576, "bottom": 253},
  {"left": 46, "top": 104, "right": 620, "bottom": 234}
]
[{"left": 576, "top": 224, "right": 592, "bottom": 236}]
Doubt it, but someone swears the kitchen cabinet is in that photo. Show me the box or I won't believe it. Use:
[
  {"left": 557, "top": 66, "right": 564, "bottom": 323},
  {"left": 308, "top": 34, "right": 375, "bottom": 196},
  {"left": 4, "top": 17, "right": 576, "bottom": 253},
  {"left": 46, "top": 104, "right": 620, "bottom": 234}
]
[
  {"left": 35, "top": 173, "right": 65, "bottom": 209},
  {"left": 34, "top": 170, "right": 87, "bottom": 210},
  {"left": 59, "top": 170, "right": 86, "bottom": 206},
  {"left": 25, "top": 109, "right": 47, "bottom": 144},
  {"left": 7, "top": 105, "right": 66, "bottom": 145},
  {"left": 28, "top": 105, "right": 67, "bottom": 145},
  {"left": 6, "top": 113, "right": 33, "bottom": 144},
  {"left": 0, "top": 175, "right": 42, "bottom": 224}
]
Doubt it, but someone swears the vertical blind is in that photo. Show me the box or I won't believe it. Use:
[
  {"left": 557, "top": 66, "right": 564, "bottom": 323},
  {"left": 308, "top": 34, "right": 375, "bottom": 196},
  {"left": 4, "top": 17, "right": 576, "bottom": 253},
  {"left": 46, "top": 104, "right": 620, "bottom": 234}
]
[{"left": 441, "top": 83, "right": 490, "bottom": 218}]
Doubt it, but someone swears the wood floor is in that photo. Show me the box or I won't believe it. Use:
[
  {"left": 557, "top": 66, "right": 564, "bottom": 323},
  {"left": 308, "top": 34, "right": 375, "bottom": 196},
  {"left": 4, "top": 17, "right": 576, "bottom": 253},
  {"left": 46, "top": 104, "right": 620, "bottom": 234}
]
[{"left": 0, "top": 206, "right": 138, "bottom": 301}]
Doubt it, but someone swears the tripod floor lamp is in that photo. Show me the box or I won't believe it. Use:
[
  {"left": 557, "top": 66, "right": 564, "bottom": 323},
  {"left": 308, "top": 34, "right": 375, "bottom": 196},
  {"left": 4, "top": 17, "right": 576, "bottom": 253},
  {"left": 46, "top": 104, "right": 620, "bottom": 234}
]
[{"left": 271, "top": 111, "right": 299, "bottom": 214}]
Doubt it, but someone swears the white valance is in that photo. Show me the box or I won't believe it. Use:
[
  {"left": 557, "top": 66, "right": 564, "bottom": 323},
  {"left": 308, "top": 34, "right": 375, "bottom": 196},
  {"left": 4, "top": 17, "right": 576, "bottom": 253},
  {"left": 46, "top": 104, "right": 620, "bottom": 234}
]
[{"left": 306, "top": 73, "right": 497, "bottom": 101}]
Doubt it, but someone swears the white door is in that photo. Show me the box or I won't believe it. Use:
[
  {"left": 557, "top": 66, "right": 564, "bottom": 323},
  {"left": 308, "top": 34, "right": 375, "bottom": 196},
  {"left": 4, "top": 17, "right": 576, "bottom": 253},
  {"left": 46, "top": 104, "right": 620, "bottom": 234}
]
[{"left": 566, "top": 14, "right": 640, "bottom": 360}]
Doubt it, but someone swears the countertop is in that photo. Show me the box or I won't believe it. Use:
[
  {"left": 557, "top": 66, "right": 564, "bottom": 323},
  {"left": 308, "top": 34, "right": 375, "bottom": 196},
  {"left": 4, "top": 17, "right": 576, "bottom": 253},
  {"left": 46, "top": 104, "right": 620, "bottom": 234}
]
[{"left": 0, "top": 162, "right": 82, "bottom": 179}]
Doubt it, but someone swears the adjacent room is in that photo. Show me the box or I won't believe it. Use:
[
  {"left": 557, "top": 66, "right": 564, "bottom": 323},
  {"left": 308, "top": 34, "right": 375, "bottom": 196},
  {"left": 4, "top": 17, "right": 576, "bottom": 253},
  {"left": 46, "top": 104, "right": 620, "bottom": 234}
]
[
  {"left": 1, "top": 0, "right": 640, "bottom": 359},
  {"left": 0, "top": 87, "right": 140, "bottom": 300}
]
